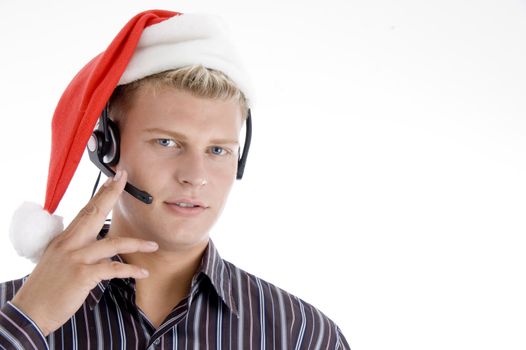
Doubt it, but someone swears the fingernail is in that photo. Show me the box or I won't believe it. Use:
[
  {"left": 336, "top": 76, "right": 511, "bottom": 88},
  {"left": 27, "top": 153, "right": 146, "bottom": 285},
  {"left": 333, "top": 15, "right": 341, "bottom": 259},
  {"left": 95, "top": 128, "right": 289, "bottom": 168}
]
[
  {"left": 113, "top": 170, "right": 122, "bottom": 182},
  {"left": 146, "top": 241, "right": 159, "bottom": 249},
  {"left": 141, "top": 268, "right": 149, "bottom": 276}
]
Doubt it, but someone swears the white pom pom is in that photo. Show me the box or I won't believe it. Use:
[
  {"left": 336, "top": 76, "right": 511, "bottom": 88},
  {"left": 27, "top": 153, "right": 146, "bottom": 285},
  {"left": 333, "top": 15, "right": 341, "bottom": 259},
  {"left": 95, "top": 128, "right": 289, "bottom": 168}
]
[{"left": 9, "top": 202, "right": 64, "bottom": 263}]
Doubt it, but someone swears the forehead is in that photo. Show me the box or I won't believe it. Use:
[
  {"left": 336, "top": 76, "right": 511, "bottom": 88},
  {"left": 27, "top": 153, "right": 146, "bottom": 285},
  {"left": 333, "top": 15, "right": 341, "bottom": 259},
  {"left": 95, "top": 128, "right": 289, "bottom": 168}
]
[{"left": 122, "top": 85, "right": 243, "bottom": 139}]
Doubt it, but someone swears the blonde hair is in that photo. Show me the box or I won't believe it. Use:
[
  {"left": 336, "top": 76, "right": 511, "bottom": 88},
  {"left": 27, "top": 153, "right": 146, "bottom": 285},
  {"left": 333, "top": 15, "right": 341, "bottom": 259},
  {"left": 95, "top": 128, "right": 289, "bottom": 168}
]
[{"left": 109, "top": 64, "right": 248, "bottom": 125}]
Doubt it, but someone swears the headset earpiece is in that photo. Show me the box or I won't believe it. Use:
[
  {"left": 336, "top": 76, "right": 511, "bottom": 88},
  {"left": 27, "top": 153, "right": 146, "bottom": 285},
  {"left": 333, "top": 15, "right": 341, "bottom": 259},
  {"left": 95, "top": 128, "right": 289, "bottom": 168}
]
[
  {"left": 101, "top": 117, "right": 120, "bottom": 166},
  {"left": 87, "top": 105, "right": 120, "bottom": 178},
  {"left": 87, "top": 104, "right": 152, "bottom": 204}
]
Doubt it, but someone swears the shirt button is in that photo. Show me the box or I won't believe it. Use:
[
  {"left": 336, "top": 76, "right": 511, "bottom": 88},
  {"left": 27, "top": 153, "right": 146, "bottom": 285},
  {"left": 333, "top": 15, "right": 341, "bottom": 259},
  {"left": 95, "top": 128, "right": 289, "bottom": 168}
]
[{"left": 154, "top": 339, "right": 160, "bottom": 345}]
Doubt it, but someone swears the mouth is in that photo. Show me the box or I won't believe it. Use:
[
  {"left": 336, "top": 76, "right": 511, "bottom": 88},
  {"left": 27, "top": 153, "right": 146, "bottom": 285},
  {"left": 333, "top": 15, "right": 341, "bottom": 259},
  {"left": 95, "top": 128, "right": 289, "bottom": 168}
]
[
  {"left": 165, "top": 198, "right": 207, "bottom": 208},
  {"left": 163, "top": 200, "right": 208, "bottom": 217}
]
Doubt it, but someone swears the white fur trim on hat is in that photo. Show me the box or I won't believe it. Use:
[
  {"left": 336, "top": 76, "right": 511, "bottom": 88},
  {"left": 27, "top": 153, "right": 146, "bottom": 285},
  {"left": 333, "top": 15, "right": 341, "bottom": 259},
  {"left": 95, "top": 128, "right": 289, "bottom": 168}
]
[
  {"left": 9, "top": 202, "right": 64, "bottom": 263},
  {"left": 118, "top": 13, "right": 255, "bottom": 106}
]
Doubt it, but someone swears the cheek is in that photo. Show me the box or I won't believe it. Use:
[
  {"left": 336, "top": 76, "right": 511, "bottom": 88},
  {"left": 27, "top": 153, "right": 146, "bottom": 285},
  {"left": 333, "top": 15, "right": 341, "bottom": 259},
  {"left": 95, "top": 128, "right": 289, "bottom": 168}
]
[
  {"left": 210, "top": 161, "right": 238, "bottom": 195},
  {"left": 115, "top": 150, "right": 165, "bottom": 202},
  {"left": 214, "top": 169, "right": 236, "bottom": 200},
  {"left": 209, "top": 161, "right": 236, "bottom": 178}
]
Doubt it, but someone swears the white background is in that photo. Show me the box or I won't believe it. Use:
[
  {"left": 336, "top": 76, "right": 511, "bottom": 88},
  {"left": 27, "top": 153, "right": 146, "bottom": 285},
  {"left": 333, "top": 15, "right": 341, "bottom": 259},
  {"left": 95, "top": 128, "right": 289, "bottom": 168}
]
[{"left": 1, "top": 0, "right": 525, "bottom": 349}]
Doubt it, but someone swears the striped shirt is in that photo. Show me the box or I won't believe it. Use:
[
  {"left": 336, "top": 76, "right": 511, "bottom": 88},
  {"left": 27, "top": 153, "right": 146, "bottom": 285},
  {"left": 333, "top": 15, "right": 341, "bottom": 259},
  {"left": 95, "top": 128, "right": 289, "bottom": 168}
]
[{"left": 0, "top": 225, "right": 350, "bottom": 349}]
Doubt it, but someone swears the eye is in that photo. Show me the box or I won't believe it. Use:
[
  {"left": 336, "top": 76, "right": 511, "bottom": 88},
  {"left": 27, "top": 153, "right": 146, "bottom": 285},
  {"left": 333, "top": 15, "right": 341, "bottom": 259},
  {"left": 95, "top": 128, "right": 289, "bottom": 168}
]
[
  {"left": 210, "top": 146, "right": 227, "bottom": 156},
  {"left": 157, "top": 138, "right": 176, "bottom": 147}
]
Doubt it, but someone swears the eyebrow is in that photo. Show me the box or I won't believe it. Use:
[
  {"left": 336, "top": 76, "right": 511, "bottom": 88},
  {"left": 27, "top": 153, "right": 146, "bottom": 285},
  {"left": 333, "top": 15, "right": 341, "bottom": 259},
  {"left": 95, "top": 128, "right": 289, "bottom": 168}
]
[{"left": 143, "top": 128, "right": 240, "bottom": 146}]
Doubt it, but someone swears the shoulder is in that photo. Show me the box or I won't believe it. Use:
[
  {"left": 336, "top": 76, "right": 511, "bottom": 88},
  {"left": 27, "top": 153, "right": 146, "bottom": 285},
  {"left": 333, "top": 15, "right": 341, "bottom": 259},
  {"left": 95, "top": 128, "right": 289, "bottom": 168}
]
[
  {"left": 0, "top": 276, "right": 29, "bottom": 308},
  {"left": 224, "top": 260, "right": 348, "bottom": 348}
]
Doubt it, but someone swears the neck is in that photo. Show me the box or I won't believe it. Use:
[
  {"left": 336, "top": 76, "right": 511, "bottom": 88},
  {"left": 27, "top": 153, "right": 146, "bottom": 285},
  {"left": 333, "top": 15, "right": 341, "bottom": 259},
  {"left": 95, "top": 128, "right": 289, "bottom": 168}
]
[
  {"left": 123, "top": 246, "right": 206, "bottom": 298},
  {"left": 105, "top": 212, "right": 209, "bottom": 315}
]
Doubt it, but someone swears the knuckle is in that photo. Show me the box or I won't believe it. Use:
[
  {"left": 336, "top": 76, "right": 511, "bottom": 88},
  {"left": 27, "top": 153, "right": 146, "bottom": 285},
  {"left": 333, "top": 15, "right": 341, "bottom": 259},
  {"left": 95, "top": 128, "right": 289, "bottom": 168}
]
[
  {"left": 68, "top": 250, "right": 83, "bottom": 263},
  {"left": 105, "top": 237, "right": 120, "bottom": 252},
  {"left": 110, "top": 261, "right": 124, "bottom": 272},
  {"left": 77, "top": 264, "right": 91, "bottom": 279},
  {"left": 80, "top": 202, "right": 99, "bottom": 217},
  {"left": 48, "top": 234, "right": 69, "bottom": 252}
]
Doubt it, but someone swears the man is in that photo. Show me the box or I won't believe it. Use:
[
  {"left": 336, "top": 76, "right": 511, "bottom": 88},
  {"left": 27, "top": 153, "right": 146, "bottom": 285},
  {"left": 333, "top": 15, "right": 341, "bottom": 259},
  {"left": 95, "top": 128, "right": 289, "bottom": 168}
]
[{"left": 0, "top": 10, "right": 350, "bottom": 349}]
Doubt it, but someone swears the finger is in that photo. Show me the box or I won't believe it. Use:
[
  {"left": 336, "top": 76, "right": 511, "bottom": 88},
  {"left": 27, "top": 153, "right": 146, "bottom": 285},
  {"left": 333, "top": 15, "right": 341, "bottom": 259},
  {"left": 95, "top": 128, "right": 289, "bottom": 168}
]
[
  {"left": 92, "top": 260, "right": 150, "bottom": 282},
  {"left": 62, "top": 170, "right": 128, "bottom": 247},
  {"left": 72, "top": 237, "right": 159, "bottom": 264}
]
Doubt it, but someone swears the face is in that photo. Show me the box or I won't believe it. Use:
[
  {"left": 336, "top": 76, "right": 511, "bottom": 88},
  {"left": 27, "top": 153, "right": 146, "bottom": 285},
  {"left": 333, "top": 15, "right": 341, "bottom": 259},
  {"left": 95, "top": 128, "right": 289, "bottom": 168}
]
[{"left": 111, "top": 85, "right": 243, "bottom": 251}]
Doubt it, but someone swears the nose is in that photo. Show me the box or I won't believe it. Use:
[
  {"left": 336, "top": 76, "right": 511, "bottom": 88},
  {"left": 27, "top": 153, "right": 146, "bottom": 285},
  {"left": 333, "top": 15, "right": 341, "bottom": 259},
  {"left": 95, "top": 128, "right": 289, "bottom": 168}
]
[{"left": 175, "top": 149, "right": 208, "bottom": 187}]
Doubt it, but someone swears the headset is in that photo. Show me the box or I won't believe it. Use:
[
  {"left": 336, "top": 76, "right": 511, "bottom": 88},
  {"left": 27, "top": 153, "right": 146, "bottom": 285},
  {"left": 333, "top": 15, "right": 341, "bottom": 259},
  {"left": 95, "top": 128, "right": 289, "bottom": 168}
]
[{"left": 87, "top": 104, "right": 252, "bottom": 204}]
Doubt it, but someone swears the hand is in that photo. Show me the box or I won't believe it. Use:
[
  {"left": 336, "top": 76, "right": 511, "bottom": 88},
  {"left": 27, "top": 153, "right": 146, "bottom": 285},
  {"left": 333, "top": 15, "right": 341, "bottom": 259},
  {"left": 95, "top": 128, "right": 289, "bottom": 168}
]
[{"left": 10, "top": 170, "right": 159, "bottom": 336}]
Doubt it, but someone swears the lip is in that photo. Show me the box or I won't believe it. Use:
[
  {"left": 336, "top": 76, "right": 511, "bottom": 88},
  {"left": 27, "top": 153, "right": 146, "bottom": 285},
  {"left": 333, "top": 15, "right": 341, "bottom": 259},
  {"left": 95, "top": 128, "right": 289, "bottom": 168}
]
[
  {"left": 165, "top": 198, "right": 208, "bottom": 208},
  {"left": 163, "top": 198, "right": 208, "bottom": 217}
]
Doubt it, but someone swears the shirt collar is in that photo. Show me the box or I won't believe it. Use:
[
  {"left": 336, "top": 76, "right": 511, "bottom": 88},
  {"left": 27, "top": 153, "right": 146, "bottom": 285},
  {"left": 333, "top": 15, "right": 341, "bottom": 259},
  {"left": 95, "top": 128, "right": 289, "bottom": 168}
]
[
  {"left": 195, "top": 239, "right": 238, "bottom": 316},
  {"left": 87, "top": 224, "right": 238, "bottom": 317}
]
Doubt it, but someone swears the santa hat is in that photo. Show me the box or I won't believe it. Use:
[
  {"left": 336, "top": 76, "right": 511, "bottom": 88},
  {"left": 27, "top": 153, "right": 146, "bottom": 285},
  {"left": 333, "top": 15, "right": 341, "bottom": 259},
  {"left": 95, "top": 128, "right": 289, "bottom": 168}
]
[{"left": 9, "top": 9, "right": 253, "bottom": 263}]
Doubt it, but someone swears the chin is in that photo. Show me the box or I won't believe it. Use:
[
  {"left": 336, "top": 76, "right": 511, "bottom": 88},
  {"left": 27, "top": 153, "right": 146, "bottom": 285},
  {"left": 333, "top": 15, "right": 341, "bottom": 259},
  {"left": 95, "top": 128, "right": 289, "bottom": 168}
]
[
  {"left": 148, "top": 222, "right": 211, "bottom": 250},
  {"left": 119, "top": 199, "right": 219, "bottom": 249}
]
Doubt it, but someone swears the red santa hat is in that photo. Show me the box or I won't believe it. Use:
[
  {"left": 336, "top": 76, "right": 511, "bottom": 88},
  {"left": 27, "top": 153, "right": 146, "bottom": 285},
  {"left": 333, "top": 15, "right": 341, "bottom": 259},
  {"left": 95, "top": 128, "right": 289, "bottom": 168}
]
[{"left": 9, "top": 9, "right": 253, "bottom": 263}]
